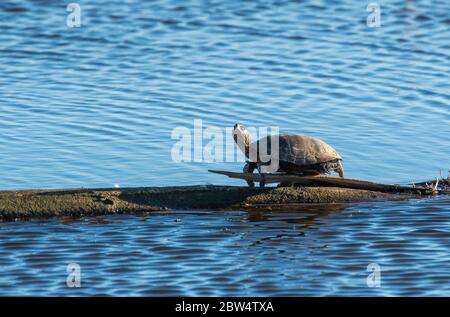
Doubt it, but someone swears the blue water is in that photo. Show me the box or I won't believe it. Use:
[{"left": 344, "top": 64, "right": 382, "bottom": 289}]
[{"left": 0, "top": 0, "right": 449, "bottom": 296}]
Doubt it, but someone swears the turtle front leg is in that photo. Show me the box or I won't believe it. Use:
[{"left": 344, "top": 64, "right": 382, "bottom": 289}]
[
  {"left": 257, "top": 164, "right": 266, "bottom": 188},
  {"left": 243, "top": 161, "right": 257, "bottom": 188}
]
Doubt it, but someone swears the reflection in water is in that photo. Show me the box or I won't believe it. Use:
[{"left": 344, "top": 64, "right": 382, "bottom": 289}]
[{"left": 246, "top": 203, "right": 348, "bottom": 229}]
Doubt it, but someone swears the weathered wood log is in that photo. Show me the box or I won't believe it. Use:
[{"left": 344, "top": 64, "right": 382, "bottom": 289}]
[
  {"left": 0, "top": 185, "right": 394, "bottom": 220},
  {"left": 208, "top": 170, "right": 435, "bottom": 195}
]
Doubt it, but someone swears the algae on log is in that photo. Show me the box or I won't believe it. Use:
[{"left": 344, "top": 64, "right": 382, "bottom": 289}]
[{"left": 0, "top": 185, "right": 394, "bottom": 220}]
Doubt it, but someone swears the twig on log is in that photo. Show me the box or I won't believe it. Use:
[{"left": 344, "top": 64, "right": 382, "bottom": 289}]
[
  {"left": 414, "top": 171, "right": 450, "bottom": 195},
  {"left": 208, "top": 170, "right": 437, "bottom": 195}
]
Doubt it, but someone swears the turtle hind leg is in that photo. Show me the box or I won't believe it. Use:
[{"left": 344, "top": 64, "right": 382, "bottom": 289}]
[
  {"left": 320, "top": 160, "right": 345, "bottom": 178},
  {"left": 243, "top": 162, "right": 257, "bottom": 188},
  {"left": 334, "top": 161, "right": 345, "bottom": 178}
]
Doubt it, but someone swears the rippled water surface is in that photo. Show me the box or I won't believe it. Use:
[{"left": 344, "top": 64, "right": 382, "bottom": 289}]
[
  {"left": 1, "top": 197, "right": 449, "bottom": 296},
  {"left": 0, "top": 0, "right": 449, "bottom": 296}
]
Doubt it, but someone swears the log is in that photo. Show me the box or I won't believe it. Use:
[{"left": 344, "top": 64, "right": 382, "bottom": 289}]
[
  {"left": 0, "top": 185, "right": 393, "bottom": 220},
  {"left": 0, "top": 171, "right": 446, "bottom": 220}
]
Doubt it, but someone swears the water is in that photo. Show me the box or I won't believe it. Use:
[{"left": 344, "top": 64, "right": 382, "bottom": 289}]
[
  {"left": 0, "top": 0, "right": 449, "bottom": 296},
  {"left": 1, "top": 197, "right": 449, "bottom": 296}
]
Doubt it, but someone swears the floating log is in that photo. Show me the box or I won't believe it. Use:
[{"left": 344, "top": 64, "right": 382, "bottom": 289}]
[
  {"left": 208, "top": 170, "right": 436, "bottom": 195},
  {"left": 0, "top": 171, "right": 447, "bottom": 220},
  {"left": 0, "top": 185, "right": 394, "bottom": 221}
]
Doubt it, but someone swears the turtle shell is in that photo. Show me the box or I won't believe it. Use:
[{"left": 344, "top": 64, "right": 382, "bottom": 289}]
[{"left": 250, "top": 134, "right": 342, "bottom": 166}]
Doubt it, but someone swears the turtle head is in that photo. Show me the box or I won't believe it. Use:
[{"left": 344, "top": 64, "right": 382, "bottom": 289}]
[{"left": 233, "top": 123, "right": 251, "bottom": 158}]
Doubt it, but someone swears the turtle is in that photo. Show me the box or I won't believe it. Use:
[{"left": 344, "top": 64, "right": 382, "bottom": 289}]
[{"left": 232, "top": 123, "right": 344, "bottom": 187}]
